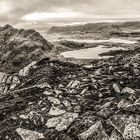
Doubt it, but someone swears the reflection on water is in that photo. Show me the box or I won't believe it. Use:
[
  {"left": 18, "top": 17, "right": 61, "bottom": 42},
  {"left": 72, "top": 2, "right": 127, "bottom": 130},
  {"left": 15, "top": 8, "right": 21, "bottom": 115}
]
[
  {"left": 61, "top": 45, "right": 127, "bottom": 59},
  {"left": 45, "top": 33, "right": 137, "bottom": 44},
  {"left": 65, "top": 38, "right": 137, "bottom": 44}
]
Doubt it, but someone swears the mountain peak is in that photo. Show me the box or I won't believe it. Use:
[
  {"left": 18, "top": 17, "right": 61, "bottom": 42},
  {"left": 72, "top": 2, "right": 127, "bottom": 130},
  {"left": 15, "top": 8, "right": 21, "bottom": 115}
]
[{"left": 0, "top": 24, "right": 53, "bottom": 73}]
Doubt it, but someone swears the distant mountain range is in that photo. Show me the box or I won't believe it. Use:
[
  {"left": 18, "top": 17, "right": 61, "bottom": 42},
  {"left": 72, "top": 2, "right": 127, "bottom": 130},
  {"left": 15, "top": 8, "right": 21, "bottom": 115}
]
[{"left": 48, "top": 21, "right": 140, "bottom": 36}]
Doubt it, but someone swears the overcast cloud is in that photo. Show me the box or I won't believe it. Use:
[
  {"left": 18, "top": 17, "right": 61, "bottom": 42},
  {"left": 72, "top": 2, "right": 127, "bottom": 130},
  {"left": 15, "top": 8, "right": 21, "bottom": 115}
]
[{"left": 1, "top": 0, "right": 140, "bottom": 28}]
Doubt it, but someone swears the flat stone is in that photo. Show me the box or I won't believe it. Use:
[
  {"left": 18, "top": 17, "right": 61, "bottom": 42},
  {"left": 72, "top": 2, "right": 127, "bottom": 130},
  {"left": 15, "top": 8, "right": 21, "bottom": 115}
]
[
  {"left": 48, "top": 97, "right": 61, "bottom": 105},
  {"left": 36, "top": 82, "right": 51, "bottom": 89},
  {"left": 67, "top": 80, "right": 74, "bottom": 88},
  {"left": 48, "top": 106, "right": 66, "bottom": 116},
  {"left": 46, "top": 112, "right": 78, "bottom": 131},
  {"left": 73, "top": 106, "right": 81, "bottom": 113},
  {"left": 78, "top": 121, "right": 109, "bottom": 140},
  {"left": 97, "top": 108, "right": 114, "bottom": 118},
  {"left": 117, "top": 99, "right": 132, "bottom": 110},
  {"left": 80, "top": 87, "right": 88, "bottom": 95},
  {"left": 109, "top": 129, "right": 124, "bottom": 140},
  {"left": 0, "top": 74, "right": 20, "bottom": 92},
  {"left": 59, "top": 84, "right": 65, "bottom": 88},
  {"left": 123, "top": 123, "right": 140, "bottom": 139},
  {"left": 16, "top": 128, "right": 44, "bottom": 140},
  {"left": 54, "top": 89, "right": 63, "bottom": 95},
  {"left": 91, "top": 78, "right": 96, "bottom": 83},
  {"left": 28, "top": 111, "right": 44, "bottom": 126},
  {"left": 19, "top": 61, "right": 37, "bottom": 77},
  {"left": 121, "top": 87, "right": 135, "bottom": 95},
  {"left": 43, "top": 90, "right": 53, "bottom": 96},
  {"left": 19, "top": 114, "right": 28, "bottom": 120},
  {"left": 67, "top": 80, "right": 80, "bottom": 89},
  {"left": 126, "top": 103, "right": 140, "bottom": 113},
  {"left": 109, "top": 115, "right": 127, "bottom": 134},
  {"left": 100, "top": 102, "right": 112, "bottom": 109},
  {"left": 94, "top": 69, "right": 101, "bottom": 76},
  {"left": 113, "top": 83, "right": 121, "bottom": 93},
  {"left": 71, "top": 80, "right": 80, "bottom": 88}
]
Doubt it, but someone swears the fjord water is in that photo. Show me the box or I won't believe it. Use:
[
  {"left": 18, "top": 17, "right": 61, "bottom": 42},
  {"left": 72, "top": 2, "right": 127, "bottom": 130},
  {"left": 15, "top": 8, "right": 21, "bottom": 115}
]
[
  {"left": 45, "top": 33, "right": 137, "bottom": 59},
  {"left": 65, "top": 38, "right": 137, "bottom": 44},
  {"left": 61, "top": 45, "right": 127, "bottom": 59}
]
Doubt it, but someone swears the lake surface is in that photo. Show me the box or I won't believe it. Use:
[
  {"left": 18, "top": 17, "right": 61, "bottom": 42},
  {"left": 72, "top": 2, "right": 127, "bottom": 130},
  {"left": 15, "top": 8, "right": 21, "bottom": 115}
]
[
  {"left": 61, "top": 45, "right": 127, "bottom": 59},
  {"left": 45, "top": 33, "right": 137, "bottom": 44},
  {"left": 65, "top": 38, "right": 137, "bottom": 44}
]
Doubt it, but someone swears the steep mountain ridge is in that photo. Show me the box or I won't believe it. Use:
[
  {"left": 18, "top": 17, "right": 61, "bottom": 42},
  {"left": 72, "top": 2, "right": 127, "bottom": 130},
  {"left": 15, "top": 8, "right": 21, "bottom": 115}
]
[{"left": 0, "top": 24, "right": 53, "bottom": 73}]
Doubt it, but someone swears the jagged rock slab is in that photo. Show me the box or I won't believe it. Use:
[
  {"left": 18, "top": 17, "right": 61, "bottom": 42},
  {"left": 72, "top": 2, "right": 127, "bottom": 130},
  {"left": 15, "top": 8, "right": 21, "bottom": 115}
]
[
  {"left": 78, "top": 121, "right": 109, "bottom": 140},
  {"left": 16, "top": 128, "right": 44, "bottom": 140},
  {"left": 46, "top": 112, "right": 78, "bottom": 131}
]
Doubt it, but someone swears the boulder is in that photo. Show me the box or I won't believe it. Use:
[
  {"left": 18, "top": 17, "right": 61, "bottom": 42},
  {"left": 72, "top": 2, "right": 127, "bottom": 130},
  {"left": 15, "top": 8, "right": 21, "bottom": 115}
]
[
  {"left": 16, "top": 128, "right": 44, "bottom": 140},
  {"left": 121, "top": 87, "right": 136, "bottom": 95},
  {"left": 109, "top": 129, "right": 124, "bottom": 140},
  {"left": 126, "top": 103, "right": 140, "bottom": 113},
  {"left": 48, "top": 97, "right": 61, "bottom": 105},
  {"left": 46, "top": 112, "right": 78, "bottom": 131},
  {"left": 78, "top": 121, "right": 109, "bottom": 140},
  {"left": 67, "top": 80, "right": 80, "bottom": 89},
  {"left": 123, "top": 123, "right": 140, "bottom": 139},
  {"left": 19, "top": 61, "right": 37, "bottom": 77},
  {"left": 36, "top": 82, "right": 51, "bottom": 89},
  {"left": 48, "top": 106, "right": 66, "bottom": 116},
  {"left": 113, "top": 83, "right": 121, "bottom": 93},
  {"left": 109, "top": 115, "right": 127, "bottom": 134},
  {"left": 28, "top": 111, "right": 44, "bottom": 126},
  {"left": 117, "top": 99, "right": 132, "bottom": 110}
]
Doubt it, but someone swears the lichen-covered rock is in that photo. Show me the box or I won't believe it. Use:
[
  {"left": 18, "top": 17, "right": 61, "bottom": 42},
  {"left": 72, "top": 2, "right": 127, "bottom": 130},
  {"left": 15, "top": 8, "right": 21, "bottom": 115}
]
[
  {"left": 48, "top": 105, "right": 66, "bottom": 116},
  {"left": 109, "top": 115, "right": 127, "bottom": 134},
  {"left": 121, "top": 87, "right": 136, "bottom": 95},
  {"left": 126, "top": 103, "right": 140, "bottom": 113},
  {"left": 109, "top": 129, "right": 124, "bottom": 140},
  {"left": 16, "top": 128, "right": 44, "bottom": 140},
  {"left": 19, "top": 61, "right": 37, "bottom": 77},
  {"left": 78, "top": 121, "right": 109, "bottom": 140},
  {"left": 0, "top": 73, "right": 20, "bottom": 93},
  {"left": 123, "top": 123, "right": 140, "bottom": 139},
  {"left": 117, "top": 99, "right": 133, "bottom": 110},
  {"left": 48, "top": 97, "right": 61, "bottom": 105},
  {"left": 113, "top": 83, "right": 121, "bottom": 93},
  {"left": 28, "top": 111, "right": 44, "bottom": 126},
  {"left": 67, "top": 80, "right": 80, "bottom": 89},
  {"left": 46, "top": 112, "right": 78, "bottom": 131}
]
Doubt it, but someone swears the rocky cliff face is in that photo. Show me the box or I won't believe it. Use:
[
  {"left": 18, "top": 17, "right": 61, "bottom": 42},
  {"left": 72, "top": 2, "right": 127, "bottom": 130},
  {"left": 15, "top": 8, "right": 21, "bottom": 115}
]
[{"left": 0, "top": 24, "right": 53, "bottom": 73}]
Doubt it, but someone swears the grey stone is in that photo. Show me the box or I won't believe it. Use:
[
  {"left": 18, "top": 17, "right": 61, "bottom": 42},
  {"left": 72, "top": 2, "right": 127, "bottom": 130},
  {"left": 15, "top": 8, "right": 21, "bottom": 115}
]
[
  {"left": 123, "top": 123, "right": 140, "bottom": 140},
  {"left": 46, "top": 112, "right": 78, "bottom": 131},
  {"left": 16, "top": 128, "right": 44, "bottom": 140},
  {"left": 78, "top": 121, "right": 109, "bottom": 140}
]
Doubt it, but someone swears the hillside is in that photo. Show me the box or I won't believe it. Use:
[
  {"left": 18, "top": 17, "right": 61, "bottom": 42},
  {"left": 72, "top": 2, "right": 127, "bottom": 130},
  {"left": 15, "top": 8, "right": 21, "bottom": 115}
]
[
  {"left": 48, "top": 21, "right": 140, "bottom": 38},
  {"left": 0, "top": 24, "right": 53, "bottom": 73}
]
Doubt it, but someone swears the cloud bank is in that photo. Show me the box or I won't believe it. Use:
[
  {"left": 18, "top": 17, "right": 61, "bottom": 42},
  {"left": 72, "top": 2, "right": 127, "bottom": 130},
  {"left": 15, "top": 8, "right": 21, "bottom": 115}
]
[{"left": 1, "top": 0, "right": 140, "bottom": 27}]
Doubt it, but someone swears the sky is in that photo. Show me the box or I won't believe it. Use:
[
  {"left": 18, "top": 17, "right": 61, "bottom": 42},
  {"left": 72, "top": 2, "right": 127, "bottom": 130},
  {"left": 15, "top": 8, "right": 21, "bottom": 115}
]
[{"left": 1, "top": 0, "right": 140, "bottom": 29}]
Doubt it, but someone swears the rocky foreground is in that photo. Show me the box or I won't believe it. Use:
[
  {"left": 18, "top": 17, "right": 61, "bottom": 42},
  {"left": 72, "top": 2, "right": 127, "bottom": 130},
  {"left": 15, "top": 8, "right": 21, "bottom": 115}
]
[{"left": 0, "top": 45, "right": 140, "bottom": 140}]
